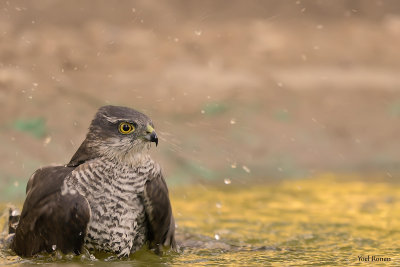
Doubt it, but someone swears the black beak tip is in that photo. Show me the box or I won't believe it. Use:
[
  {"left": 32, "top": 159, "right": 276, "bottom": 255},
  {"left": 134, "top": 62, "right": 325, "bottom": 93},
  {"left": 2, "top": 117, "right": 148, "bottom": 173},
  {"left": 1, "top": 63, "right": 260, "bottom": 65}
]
[{"left": 150, "top": 132, "right": 158, "bottom": 147}]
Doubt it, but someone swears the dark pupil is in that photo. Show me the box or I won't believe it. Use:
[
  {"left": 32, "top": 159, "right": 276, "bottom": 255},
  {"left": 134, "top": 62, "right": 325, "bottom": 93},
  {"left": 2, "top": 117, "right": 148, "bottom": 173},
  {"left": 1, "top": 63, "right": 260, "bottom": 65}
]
[{"left": 122, "top": 124, "right": 130, "bottom": 132}]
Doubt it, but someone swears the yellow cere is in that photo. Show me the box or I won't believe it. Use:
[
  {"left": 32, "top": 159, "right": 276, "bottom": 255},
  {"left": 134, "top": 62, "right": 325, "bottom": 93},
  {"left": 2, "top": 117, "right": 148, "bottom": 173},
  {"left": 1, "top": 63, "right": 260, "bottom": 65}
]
[
  {"left": 146, "top": 124, "right": 154, "bottom": 133},
  {"left": 118, "top": 122, "right": 135, "bottom": 134}
]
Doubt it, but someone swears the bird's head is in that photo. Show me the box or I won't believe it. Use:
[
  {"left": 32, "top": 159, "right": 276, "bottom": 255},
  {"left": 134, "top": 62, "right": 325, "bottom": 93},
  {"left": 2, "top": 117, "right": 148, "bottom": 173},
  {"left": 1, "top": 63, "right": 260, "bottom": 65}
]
[{"left": 84, "top": 105, "right": 158, "bottom": 162}]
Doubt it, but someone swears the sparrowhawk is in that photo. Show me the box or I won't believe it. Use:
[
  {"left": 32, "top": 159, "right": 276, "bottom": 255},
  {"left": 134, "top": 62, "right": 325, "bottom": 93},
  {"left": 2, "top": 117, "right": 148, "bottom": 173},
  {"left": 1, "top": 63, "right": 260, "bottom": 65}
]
[{"left": 11, "top": 105, "right": 176, "bottom": 257}]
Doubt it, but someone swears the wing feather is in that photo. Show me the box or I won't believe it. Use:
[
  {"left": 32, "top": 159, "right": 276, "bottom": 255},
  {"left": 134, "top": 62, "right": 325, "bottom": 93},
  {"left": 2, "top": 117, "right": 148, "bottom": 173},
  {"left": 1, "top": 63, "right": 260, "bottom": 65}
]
[
  {"left": 12, "top": 166, "right": 91, "bottom": 256},
  {"left": 143, "top": 172, "right": 176, "bottom": 254}
]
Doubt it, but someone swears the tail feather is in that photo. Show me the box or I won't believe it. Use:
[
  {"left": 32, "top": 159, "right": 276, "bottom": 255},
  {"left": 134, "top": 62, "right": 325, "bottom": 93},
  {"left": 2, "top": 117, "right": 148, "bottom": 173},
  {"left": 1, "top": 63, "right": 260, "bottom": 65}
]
[{"left": 8, "top": 208, "right": 21, "bottom": 234}]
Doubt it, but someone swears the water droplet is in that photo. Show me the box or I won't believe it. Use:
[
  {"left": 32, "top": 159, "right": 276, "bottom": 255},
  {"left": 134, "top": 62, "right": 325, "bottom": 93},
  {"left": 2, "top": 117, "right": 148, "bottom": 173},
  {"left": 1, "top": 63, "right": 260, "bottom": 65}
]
[
  {"left": 32, "top": 82, "right": 38, "bottom": 87},
  {"left": 174, "top": 37, "right": 179, "bottom": 42},
  {"left": 13, "top": 181, "right": 19, "bottom": 187},
  {"left": 11, "top": 209, "right": 20, "bottom": 216},
  {"left": 230, "top": 119, "right": 236, "bottom": 125},
  {"left": 216, "top": 202, "right": 222, "bottom": 209},
  {"left": 43, "top": 136, "right": 51, "bottom": 146},
  {"left": 224, "top": 178, "right": 231, "bottom": 185},
  {"left": 132, "top": 8, "right": 136, "bottom": 13},
  {"left": 316, "top": 24, "right": 324, "bottom": 29},
  {"left": 194, "top": 30, "right": 202, "bottom": 36},
  {"left": 277, "top": 82, "right": 283, "bottom": 88},
  {"left": 242, "top": 165, "right": 251, "bottom": 173},
  {"left": 78, "top": 231, "right": 82, "bottom": 236},
  {"left": 28, "top": 95, "right": 33, "bottom": 99},
  {"left": 52, "top": 244, "right": 57, "bottom": 251},
  {"left": 214, "top": 234, "right": 220, "bottom": 240},
  {"left": 231, "top": 163, "right": 237, "bottom": 169},
  {"left": 201, "top": 110, "right": 205, "bottom": 114}
]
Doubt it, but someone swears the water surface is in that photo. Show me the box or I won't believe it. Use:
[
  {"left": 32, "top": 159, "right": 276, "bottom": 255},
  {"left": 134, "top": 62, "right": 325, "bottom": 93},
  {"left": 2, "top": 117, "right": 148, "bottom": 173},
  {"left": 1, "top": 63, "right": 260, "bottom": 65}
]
[{"left": 1, "top": 175, "right": 400, "bottom": 266}]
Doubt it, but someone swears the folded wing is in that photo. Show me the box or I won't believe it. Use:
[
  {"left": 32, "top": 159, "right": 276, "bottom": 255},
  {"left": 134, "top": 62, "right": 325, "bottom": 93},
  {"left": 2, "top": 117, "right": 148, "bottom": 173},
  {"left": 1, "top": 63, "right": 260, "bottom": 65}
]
[
  {"left": 12, "top": 166, "right": 91, "bottom": 257},
  {"left": 143, "top": 172, "right": 176, "bottom": 255}
]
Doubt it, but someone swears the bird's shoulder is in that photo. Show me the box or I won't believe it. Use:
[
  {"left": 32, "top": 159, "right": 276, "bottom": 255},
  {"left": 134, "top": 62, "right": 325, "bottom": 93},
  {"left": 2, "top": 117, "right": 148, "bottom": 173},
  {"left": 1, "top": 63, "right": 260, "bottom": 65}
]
[
  {"left": 22, "top": 165, "right": 75, "bottom": 218},
  {"left": 26, "top": 165, "right": 74, "bottom": 194}
]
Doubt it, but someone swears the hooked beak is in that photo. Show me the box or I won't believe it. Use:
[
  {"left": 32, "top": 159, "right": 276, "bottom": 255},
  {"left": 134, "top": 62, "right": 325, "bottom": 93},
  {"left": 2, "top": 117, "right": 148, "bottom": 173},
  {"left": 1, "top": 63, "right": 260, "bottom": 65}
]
[{"left": 145, "top": 125, "right": 158, "bottom": 146}]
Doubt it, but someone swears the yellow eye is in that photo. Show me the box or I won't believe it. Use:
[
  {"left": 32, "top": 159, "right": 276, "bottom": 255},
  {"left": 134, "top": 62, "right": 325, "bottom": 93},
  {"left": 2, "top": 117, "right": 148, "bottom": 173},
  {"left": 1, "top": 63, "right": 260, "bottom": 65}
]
[{"left": 118, "top": 122, "right": 135, "bottom": 134}]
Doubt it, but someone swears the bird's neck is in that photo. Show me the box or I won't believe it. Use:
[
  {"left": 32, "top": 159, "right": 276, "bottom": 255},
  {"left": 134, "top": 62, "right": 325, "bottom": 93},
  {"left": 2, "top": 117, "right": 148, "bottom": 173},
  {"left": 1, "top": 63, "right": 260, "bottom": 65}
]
[
  {"left": 69, "top": 138, "right": 152, "bottom": 168},
  {"left": 120, "top": 152, "right": 151, "bottom": 167},
  {"left": 100, "top": 150, "right": 151, "bottom": 168}
]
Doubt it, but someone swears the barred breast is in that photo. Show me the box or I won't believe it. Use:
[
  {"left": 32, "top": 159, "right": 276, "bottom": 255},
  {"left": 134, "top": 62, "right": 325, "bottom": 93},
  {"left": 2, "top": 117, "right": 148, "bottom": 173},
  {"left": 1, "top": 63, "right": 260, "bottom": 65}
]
[{"left": 62, "top": 155, "right": 158, "bottom": 257}]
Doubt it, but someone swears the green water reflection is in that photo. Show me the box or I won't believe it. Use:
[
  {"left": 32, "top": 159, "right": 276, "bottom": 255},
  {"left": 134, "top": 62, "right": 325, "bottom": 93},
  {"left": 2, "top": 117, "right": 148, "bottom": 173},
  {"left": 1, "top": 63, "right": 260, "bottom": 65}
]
[{"left": 1, "top": 175, "right": 400, "bottom": 266}]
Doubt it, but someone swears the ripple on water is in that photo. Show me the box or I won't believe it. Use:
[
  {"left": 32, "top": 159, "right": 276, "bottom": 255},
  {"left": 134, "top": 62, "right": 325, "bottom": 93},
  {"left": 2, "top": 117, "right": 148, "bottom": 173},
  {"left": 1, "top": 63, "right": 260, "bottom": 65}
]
[{"left": 2, "top": 177, "right": 400, "bottom": 265}]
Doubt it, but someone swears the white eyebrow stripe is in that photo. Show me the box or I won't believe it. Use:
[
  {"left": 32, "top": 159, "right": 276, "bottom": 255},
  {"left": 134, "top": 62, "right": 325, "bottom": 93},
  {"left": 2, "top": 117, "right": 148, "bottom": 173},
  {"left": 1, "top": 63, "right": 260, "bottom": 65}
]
[{"left": 102, "top": 114, "right": 132, "bottom": 123}]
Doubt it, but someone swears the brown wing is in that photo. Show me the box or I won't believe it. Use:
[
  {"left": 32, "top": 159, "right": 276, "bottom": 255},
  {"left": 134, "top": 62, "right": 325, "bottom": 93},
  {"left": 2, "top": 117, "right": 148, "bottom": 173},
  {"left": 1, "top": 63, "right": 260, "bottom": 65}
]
[
  {"left": 143, "top": 172, "right": 176, "bottom": 255},
  {"left": 11, "top": 166, "right": 91, "bottom": 257}
]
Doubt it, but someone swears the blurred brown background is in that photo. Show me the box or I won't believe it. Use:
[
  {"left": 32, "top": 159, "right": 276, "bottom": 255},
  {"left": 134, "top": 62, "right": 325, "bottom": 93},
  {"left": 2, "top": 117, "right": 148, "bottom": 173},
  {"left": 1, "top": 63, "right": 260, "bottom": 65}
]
[{"left": 1, "top": 0, "right": 400, "bottom": 199}]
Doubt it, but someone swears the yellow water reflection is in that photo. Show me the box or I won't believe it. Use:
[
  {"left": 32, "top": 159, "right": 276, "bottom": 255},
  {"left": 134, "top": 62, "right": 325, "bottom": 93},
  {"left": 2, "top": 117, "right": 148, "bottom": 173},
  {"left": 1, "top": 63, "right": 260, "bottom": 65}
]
[
  {"left": 1, "top": 175, "right": 400, "bottom": 266},
  {"left": 171, "top": 174, "right": 400, "bottom": 266}
]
